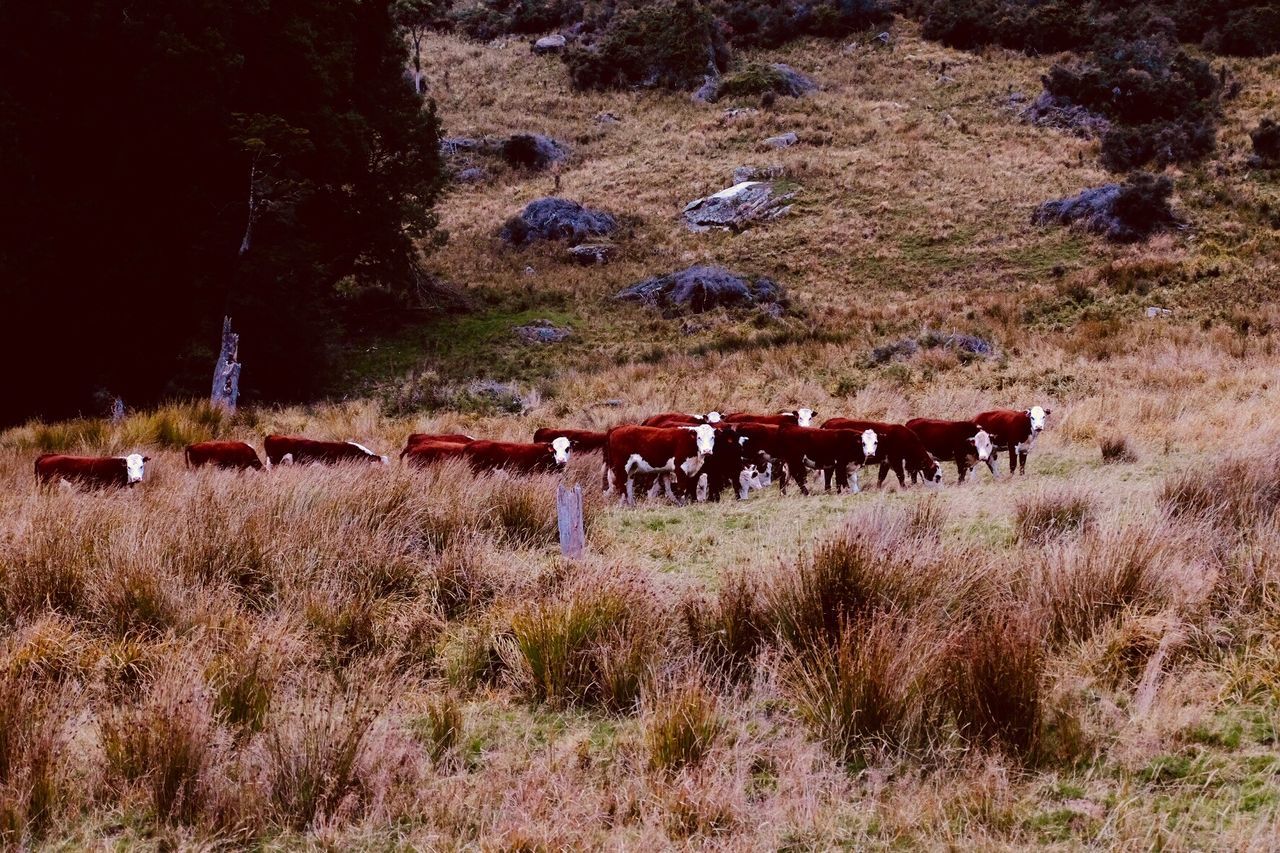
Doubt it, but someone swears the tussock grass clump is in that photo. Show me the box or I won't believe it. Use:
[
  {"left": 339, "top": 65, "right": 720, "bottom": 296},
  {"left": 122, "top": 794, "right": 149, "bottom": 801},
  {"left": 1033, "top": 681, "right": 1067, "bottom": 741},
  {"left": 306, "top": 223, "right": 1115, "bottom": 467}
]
[
  {"left": 0, "top": 673, "right": 68, "bottom": 843},
  {"left": 1159, "top": 451, "right": 1280, "bottom": 530},
  {"left": 1015, "top": 488, "right": 1096, "bottom": 544},
  {"left": 419, "top": 696, "right": 463, "bottom": 766},
  {"left": 645, "top": 681, "right": 723, "bottom": 774},
  {"left": 682, "top": 571, "right": 767, "bottom": 685},
  {"left": 950, "top": 608, "right": 1047, "bottom": 758},
  {"left": 1099, "top": 434, "right": 1138, "bottom": 464}
]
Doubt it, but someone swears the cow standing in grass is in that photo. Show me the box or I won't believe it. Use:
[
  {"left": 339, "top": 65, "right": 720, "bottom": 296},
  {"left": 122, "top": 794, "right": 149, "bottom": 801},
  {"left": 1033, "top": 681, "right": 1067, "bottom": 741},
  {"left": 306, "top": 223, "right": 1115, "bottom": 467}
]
[
  {"left": 776, "top": 426, "right": 877, "bottom": 495},
  {"left": 974, "top": 406, "right": 1050, "bottom": 476},
  {"left": 904, "top": 419, "right": 994, "bottom": 483},
  {"left": 605, "top": 424, "right": 717, "bottom": 505},
  {"left": 264, "top": 435, "right": 389, "bottom": 466},
  {"left": 35, "top": 453, "right": 149, "bottom": 488},
  {"left": 185, "top": 441, "right": 264, "bottom": 471},
  {"left": 821, "top": 419, "right": 942, "bottom": 487}
]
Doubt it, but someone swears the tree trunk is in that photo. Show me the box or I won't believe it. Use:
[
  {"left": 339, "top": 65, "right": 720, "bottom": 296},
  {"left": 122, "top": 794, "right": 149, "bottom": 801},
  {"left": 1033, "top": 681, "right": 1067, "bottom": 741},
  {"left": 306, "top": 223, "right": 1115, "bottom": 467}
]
[
  {"left": 211, "top": 316, "right": 241, "bottom": 413},
  {"left": 110, "top": 397, "right": 125, "bottom": 423},
  {"left": 557, "top": 484, "right": 585, "bottom": 558}
]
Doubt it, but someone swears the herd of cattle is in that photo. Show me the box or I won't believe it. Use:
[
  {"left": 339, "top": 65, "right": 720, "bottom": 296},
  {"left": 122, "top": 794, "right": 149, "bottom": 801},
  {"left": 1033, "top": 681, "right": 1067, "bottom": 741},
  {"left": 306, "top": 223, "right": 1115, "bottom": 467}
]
[{"left": 31, "top": 406, "right": 1051, "bottom": 505}]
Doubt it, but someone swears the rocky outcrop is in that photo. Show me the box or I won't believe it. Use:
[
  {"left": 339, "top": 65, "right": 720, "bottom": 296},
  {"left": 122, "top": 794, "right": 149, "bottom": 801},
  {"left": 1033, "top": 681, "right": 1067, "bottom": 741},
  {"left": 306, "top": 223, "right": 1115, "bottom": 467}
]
[
  {"left": 1033, "top": 174, "right": 1178, "bottom": 243},
  {"left": 682, "top": 181, "right": 794, "bottom": 232},
  {"left": 501, "top": 198, "right": 618, "bottom": 246},
  {"left": 440, "top": 133, "right": 569, "bottom": 172},
  {"left": 514, "top": 319, "right": 571, "bottom": 343},
  {"left": 533, "top": 34, "right": 566, "bottom": 55},
  {"left": 616, "top": 265, "right": 786, "bottom": 316}
]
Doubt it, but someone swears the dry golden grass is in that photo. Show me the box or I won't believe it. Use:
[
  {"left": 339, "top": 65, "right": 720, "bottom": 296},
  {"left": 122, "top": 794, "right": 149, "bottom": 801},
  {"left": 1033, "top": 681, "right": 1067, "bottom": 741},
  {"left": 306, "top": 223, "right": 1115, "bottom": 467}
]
[{"left": 3, "top": 20, "right": 1280, "bottom": 850}]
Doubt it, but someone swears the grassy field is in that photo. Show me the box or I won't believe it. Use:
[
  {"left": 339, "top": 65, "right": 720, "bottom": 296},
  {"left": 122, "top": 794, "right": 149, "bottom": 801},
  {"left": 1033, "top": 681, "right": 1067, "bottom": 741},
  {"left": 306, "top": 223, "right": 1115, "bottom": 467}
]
[{"left": 2, "top": 20, "right": 1280, "bottom": 850}]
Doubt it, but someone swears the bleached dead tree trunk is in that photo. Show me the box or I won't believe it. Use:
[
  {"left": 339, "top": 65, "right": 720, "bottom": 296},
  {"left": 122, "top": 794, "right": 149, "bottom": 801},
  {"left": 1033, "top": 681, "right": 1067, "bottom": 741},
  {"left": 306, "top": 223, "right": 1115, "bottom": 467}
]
[
  {"left": 110, "top": 397, "right": 125, "bottom": 423},
  {"left": 557, "top": 484, "right": 585, "bottom": 558},
  {"left": 211, "top": 316, "right": 241, "bottom": 413}
]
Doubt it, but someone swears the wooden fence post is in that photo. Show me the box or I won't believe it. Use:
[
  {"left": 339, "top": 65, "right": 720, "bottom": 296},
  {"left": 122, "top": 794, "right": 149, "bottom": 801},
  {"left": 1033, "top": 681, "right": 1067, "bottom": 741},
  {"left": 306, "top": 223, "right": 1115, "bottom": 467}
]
[
  {"left": 211, "top": 316, "right": 241, "bottom": 413},
  {"left": 557, "top": 483, "right": 585, "bottom": 558},
  {"left": 110, "top": 397, "right": 125, "bottom": 423}
]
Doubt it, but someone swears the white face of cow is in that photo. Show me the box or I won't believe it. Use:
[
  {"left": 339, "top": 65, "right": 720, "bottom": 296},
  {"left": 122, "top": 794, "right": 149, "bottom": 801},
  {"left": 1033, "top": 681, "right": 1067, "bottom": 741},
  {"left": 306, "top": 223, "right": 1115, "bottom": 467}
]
[
  {"left": 124, "top": 453, "right": 146, "bottom": 484},
  {"left": 550, "top": 436, "right": 571, "bottom": 465},
  {"left": 692, "top": 424, "right": 716, "bottom": 455},
  {"left": 738, "top": 464, "right": 763, "bottom": 499},
  {"left": 797, "top": 408, "right": 815, "bottom": 427},
  {"left": 972, "top": 429, "right": 993, "bottom": 462},
  {"left": 1028, "top": 406, "right": 1048, "bottom": 435},
  {"left": 704, "top": 411, "right": 722, "bottom": 424},
  {"left": 860, "top": 429, "right": 878, "bottom": 460}
]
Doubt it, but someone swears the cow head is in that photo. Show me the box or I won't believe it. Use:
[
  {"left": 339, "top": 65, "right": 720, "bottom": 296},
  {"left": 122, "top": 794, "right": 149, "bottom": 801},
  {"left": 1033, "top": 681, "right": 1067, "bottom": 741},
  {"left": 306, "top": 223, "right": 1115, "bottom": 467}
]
[
  {"left": 738, "top": 463, "right": 764, "bottom": 499},
  {"left": 704, "top": 411, "right": 722, "bottom": 424},
  {"left": 550, "top": 436, "right": 571, "bottom": 466},
  {"left": 797, "top": 407, "right": 816, "bottom": 427},
  {"left": 920, "top": 453, "right": 943, "bottom": 485},
  {"left": 348, "top": 441, "right": 390, "bottom": 464},
  {"left": 124, "top": 453, "right": 148, "bottom": 484},
  {"left": 1028, "top": 406, "right": 1049, "bottom": 435},
  {"left": 970, "top": 428, "right": 994, "bottom": 462},
  {"left": 860, "top": 428, "right": 878, "bottom": 460},
  {"left": 692, "top": 423, "right": 716, "bottom": 455}
]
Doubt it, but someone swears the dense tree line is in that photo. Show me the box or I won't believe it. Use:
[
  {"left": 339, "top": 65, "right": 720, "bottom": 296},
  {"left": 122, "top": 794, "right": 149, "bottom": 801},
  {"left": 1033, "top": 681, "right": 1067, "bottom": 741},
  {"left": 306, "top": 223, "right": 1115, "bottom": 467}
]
[{"left": 0, "top": 0, "right": 444, "bottom": 424}]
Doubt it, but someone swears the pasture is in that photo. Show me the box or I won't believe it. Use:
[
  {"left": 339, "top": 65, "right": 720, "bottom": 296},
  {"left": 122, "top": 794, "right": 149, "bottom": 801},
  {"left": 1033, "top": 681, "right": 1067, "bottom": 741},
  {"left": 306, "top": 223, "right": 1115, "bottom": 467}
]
[{"left": 2, "top": 18, "right": 1279, "bottom": 850}]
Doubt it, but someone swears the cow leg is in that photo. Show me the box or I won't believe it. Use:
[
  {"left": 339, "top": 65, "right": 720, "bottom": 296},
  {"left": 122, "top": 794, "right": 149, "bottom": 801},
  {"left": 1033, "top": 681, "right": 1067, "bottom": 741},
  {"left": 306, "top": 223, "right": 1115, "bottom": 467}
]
[
  {"left": 983, "top": 453, "right": 999, "bottom": 480},
  {"left": 956, "top": 459, "right": 968, "bottom": 483},
  {"left": 776, "top": 461, "right": 789, "bottom": 495},
  {"left": 878, "top": 461, "right": 891, "bottom": 487},
  {"left": 1018, "top": 449, "right": 1028, "bottom": 475},
  {"left": 1007, "top": 446, "right": 1017, "bottom": 476},
  {"left": 697, "top": 473, "right": 711, "bottom": 503},
  {"left": 823, "top": 466, "right": 834, "bottom": 493},
  {"left": 787, "top": 458, "right": 810, "bottom": 496},
  {"left": 892, "top": 458, "right": 907, "bottom": 487},
  {"left": 848, "top": 465, "right": 861, "bottom": 494}
]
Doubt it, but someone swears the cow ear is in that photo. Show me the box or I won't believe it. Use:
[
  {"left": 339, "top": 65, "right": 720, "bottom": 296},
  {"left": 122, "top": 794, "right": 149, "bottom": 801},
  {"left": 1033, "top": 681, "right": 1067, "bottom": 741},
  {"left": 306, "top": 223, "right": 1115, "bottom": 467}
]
[
  {"left": 143, "top": 455, "right": 152, "bottom": 462},
  {"left": 1044, "top": 408, "right": 1052, "bottom": 416}
]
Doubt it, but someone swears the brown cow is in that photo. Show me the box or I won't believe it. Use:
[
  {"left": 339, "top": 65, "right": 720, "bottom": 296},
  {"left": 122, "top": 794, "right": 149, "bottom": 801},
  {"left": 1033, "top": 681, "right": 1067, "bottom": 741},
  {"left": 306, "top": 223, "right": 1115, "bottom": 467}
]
[
  {"left": 532, "top": 428, "right": 608, "bottom": 452},
  {"left": 185, "top": 441, "right": 263, "bottom": 471},
  {"left": 402, "top": 440, "right": 470, "bottom": 469},
  {"left": 605, "top": 424, "right": 717, "bottom": 505},
  {"left": 264, "top": 435, "right": 389, "bottom": 466},
  {"left": 35, "top": 453, "right": 149, "bottom": 488},
  {"left": 974, "top": 406, "right": 1050, "bottom": 476},
  {"left": 776, "top": 426, "right": 878, "bottom": 496},
  {"left": 641, "top": 411, "right": 721, "bottom": 427},
  {"left": 821, "top": 419, "right": 942, "bottom": 487},
  {"left": 722, "top": 407, "right": 816, "bottom": 427},
  {"left": 903, "top": 419, "right": 994, "bottom": 483},
  {"left": 463, "top": 438, "right": 571, "bottom": 475},
  {"left": 401, "top": 433, "right": 473, "bottom": 461}
]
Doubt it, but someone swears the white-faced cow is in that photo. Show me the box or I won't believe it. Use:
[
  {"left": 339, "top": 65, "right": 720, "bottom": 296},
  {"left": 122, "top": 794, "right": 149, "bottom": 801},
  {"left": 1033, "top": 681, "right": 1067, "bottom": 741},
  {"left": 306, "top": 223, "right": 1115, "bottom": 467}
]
[
  {"left": 35, "top": 453, "right": 149, "bottom": 489},
  {"left": 532, "top": 428, "right": 609, "bottom": 453},
  {"left": 605, "top": 424, "right": 717, "bottom": 505},
  {"left": 264, "top": 435, "right": 389, "bottom": 466},
  {"left": 641, "top": 411, "right": 722, "bottom": 428},
  {"left": 185, "top": 441, "right": 264, "bottom": 471},
  {"left": 463, "top": 438, "right": 571, "bottom": 475},
  {"left": 722, "top": 408, "right": 817, "bottom": 428},
  {"left": 974, "top": 406, "right": 1050, "bottom": 476},
  {"left": 776, "top": 425, "right": 877, "bottom": 495},
  {"left": 820, "top": 419, "right": 942, "bottom": 487},
  {"left": 903, "top": 419, "right": 994, "bottom": 483}
]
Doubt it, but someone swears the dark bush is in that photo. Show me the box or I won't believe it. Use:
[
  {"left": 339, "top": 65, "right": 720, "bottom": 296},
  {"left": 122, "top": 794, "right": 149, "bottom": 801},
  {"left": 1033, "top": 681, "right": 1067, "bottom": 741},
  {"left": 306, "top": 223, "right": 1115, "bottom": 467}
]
[
  {"left": 1032, "top": 172, "right": 1178, "bottom": 244},
  {"left": 921, "top": 0, "right": 1088, "bottom": 54},
  {"left": 1213, "top": 6, "right": 1280, "bottom": 57},
  {"left": 564, "top": 0, "right": 728, "bottom": 91},
  {"left": 455, "top": 0, "right": 586, "bottom": 41},
  {"left": 1251, "top": 118, "right": 1280, "bottom": 167},
  {"left": 1100, "top": 118, "right": 1216, "bottom": 171},
  {"left": 715, "top": 0, "right": 891, "bottom": 50}
]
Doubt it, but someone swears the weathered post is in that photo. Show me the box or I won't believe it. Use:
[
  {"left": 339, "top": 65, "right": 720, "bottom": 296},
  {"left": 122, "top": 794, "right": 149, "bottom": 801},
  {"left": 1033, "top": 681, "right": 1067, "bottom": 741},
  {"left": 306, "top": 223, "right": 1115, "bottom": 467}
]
[
  {"left": 110, "top": 397, "right": 125, "bottom": 423},
  {"left": 557, "top": 483, "right": 585, "bottom": 558},
  {"left": 211, "top": 316, "right": 241, "bottom": 413}
]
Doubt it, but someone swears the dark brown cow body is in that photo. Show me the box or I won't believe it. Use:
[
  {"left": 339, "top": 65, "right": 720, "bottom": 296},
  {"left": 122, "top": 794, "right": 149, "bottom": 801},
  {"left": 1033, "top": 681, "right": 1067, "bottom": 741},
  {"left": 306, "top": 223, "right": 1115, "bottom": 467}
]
[
  {"left": 904, "top": 419, "right": 993, "bottom": 483},
  {"left": 974, "top": 407, "right": 1049, "bottom": 476},
  {"left": 776, "top": 426, "right": 874, "bottom": 496},
  {"left": 532, "top": 428, "right": 608, "bottom": 452},
  {"left": 264, "top": 435, "right": 388, "bottom": 466},
  {"left": 604, "top": 425, "right": 716, "bottom": 505},
  {"left": 821, "top": 419, "right": 941, "bottom": 487},
  {"left": 463, "top": 440, "right": 569, "bottom": 475},
  {"left": 401, "top": 433, "right": 473, "bottom": 461},
  {"left": 641, "top": 412, "right": 719, "bottom": 428},
  {"left": 721, "top": 412, "right": 799, "bottom": 427},
  {"left": 402, "top": 441, "right": 470, "bottom": 469},
  {"left": 185, "top": 441, "right": 263, "bottom": 471},
  {"left": 728, "top": 422, "right": 792, "bottom": 493},
  {"left": 35, "top": 453, "right": 149, "bottom": 489}
]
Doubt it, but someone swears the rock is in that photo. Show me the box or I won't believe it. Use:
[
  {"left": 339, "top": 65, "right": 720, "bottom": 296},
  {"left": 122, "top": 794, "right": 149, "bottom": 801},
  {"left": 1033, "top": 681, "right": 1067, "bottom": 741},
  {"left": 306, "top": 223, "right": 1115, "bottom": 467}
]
[
  {"left": 454, "top": 166, "right": 489, "bottom": 184},
  {"left": 616, "top": 265, "right": 787, "bottom": 316},
  {"left": 769, "top": 63, "right": 818, "bottom": 97},
  {"left": 710, "top": 63, "right": 818, "bottom": 102},
  {"left": 568, "top": 243, "right": 617, "bottom": 265},
  {"left": 595, "top": 111, "right": 621, "bottom": 125},
  {"left": 732, "top": 164, "right": 784, "bottom": 184},
  {"left": 875, "top": 31, "right": 892, "bottom": 46},
  {"left": 1032, "top": 176, "right": 1177, "bottom": 244},
  {"left": 692, "top": 75, "right": 721, "bottom": 104},
  {"left": 1021, "top": 92, "right": 1110, "bottom": 138},
  {"left": 869, "top": 330, "right": 996, "bottom": 365},
  {"left": 683, "top": 181, "right": 795, "bottom": 233},
  {"left": 1145, "top": 306, "right": 1173, "bottom": 319},
  {"left": 514, "top": 319, "right": 571, "bottom": 344},
  {"left": 763, "top": 132, "right": 798, "bottom": 149},
  {"left": 532, "top": 34, "right": 566, "bottom": 55},
  {"left": 722, "top": 108, "right": 759, "bottom": 123},
  {"left": 441, "top": 137, "right": 483, "bottom": 156},
  {"left": 501, "top": 197, "right": 618, "bottom": 246},
  {"left": 499, "top": 133, "right": 569, "bottom": 170},
  {"left": 465, "top": 380, "right": 534, "bottom": 414}
]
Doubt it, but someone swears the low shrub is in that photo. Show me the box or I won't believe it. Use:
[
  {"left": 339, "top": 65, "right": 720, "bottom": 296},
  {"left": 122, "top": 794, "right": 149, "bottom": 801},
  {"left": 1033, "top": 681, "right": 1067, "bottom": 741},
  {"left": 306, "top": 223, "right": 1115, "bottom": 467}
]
[
  {"left": 1015, "top": 488, "right": 1095, "bottom": 544},
  {"left": 1099, "top": 434, "right": 1138, "bottom": 464},
  {"left": 1251, "top": 118, "right": 1280, "bottom": 167},
  {"left": 419, "top": 696, "right": 463, "bottom": 766},
  {"left": 950, "top": 607, "right": 1047, "bottom": 758},
  {"left": 454, "top": 0, "right": 584, "bottom": 41},
  {"left": 1159, "top": 450, "right": 1280, "bottom": 530},
  {"left": 564, "top": 0, "right": 729, "bottom": 92}
]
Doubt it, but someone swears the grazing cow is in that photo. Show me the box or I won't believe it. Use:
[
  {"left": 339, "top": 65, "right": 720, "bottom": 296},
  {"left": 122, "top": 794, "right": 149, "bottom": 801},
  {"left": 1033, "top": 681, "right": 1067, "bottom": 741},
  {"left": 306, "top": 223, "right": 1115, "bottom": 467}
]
[
  {"left": 821, "top": 419, "right": 942, "bottom": 487},
  {"left": 402, "top": 440, "right": 470, "bottom": 469},
  {"left": 35, "top": 453, "right": 149, "bottom": 489},
  {"left": 904, "top": 419, "right": 994, "bottom": 483},
  {"left": 642, "top": 411, "right": 721, "bottom": 427},
  {"left": 532, "top": 428, "right": 609, "bottom": 453},
  {"left": 264, "top": 435, "right": 389, "bottom": 466},
  {"left": 974, "top": 406, "right": 1050, "bottom": 476},
  {"left": 605, "top": 424, "right": 717, "bottom": 505},
  {"left": 722, "top": 408, "right": 817, "bottom": 428},
  {"left": 464, "top": 438, "right": 571, "bottom": 475},
  {"left": 401, "top": 433, "right": 474, "bottom": 461},
  {"left": 776, "top": 426, "right": 877, "bottom": 496},
  {"left": 185, "top": 441, "right": 264, "bottom": 471}
]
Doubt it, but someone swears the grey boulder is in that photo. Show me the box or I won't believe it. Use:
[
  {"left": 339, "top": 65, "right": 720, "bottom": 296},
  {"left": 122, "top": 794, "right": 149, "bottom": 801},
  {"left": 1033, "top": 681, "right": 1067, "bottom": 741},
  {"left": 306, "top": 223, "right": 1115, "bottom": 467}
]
[
  {"left": 501, "top": 197, "right": 618, "bottom": 246},
  {"left": 533, "top": 34, "right": 567, "bottom": 54},
  {"left": 683, "top": 181, "right": 795, "bottom": 232},
  {"left": 617, "top": 265, "right": 786, "bottom": 316}
]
